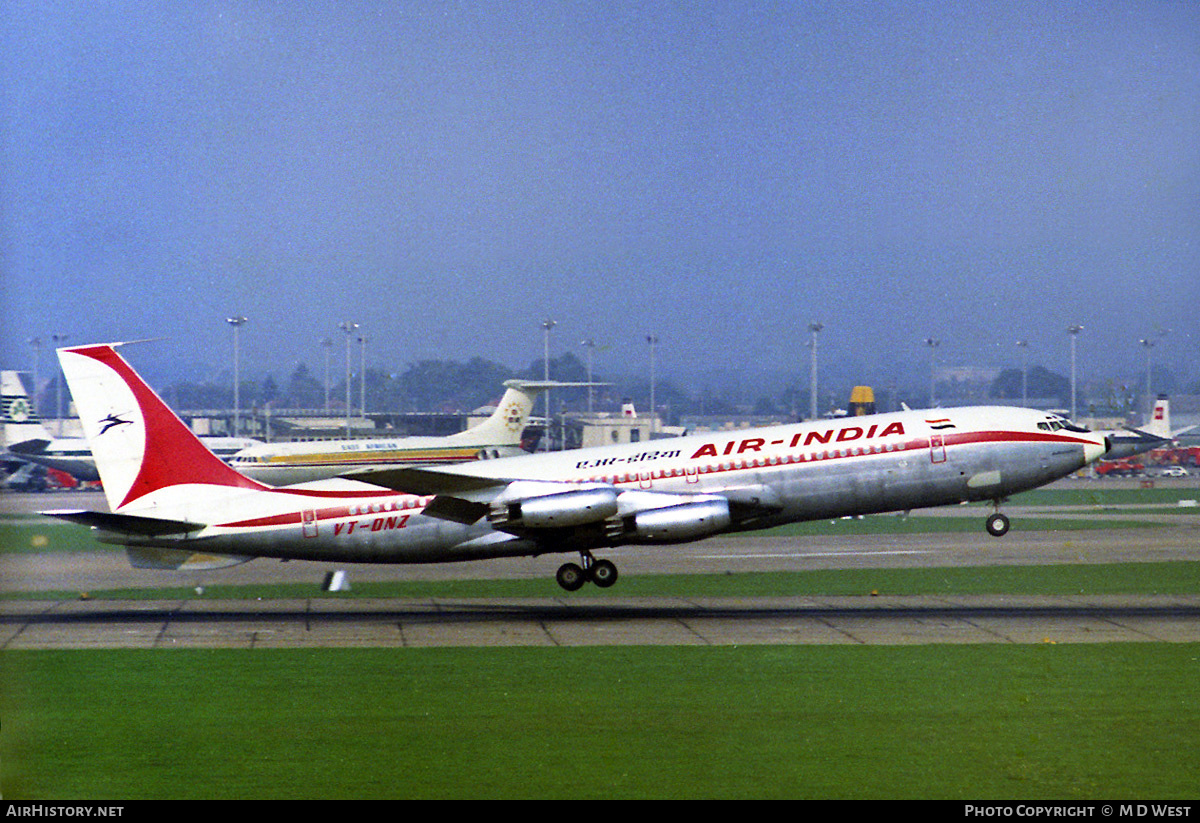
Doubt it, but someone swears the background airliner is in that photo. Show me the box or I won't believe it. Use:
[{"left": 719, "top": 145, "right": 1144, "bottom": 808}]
[
  {"left": 229, "top": 380, "right": 580, "bottom": 485},
  {"left": 45, "top": 344, "right": 1108, "bottom": 590},
  {"left": 1092, "top": 397, "right": 1174, "bottom": 460}
]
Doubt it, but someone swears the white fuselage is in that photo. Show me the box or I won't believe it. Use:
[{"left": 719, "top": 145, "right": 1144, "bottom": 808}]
[
  {"left": 114, "top": 405, "right": 1106, "bottom": 565},
  {"left": 9, "top": 436, "right": 260, "bottom": 482}
]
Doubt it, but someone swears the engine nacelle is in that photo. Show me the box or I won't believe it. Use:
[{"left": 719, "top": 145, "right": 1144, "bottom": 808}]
[
  {"left": 488, "top": 487, "right": 619, "bottom": 530},
  {"left": 607, "top": 498, "right": 732, "bottom": 544}
]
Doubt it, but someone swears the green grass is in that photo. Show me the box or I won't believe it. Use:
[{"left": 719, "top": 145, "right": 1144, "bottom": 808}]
[
  {"left": 0, "top": 518, "right": 103, "bottom": 554},
  {"left": 760, "top": 513, "right": 1161, "bottom": 535},
  {"left": 5, "top": 561, "right": 1199, "bottom": 602},
  {"left": 3, "top": 644, "right": 1197, "bottom": 799},
  {"left": 4, "top": 490, "right": 1199, "bottom": 800},
  {"left": 1007, "top": 486, "right": 1200, "bottom": 507}
]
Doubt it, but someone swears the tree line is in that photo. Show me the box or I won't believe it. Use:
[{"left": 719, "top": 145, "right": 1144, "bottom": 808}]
[
  {"left": 146, "top": 357, "right": 1189, "bottom": 423},
  {"left": 159, "top": 352, "right": 729, "bottom": 425}
]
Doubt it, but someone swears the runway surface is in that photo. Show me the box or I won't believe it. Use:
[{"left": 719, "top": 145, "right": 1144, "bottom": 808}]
[
  {"left": 3, "top": 485, "right": 1199, "bottom": 649},
  {"left": 3, "top": 593, "right": 1199, "bottom": 650}
]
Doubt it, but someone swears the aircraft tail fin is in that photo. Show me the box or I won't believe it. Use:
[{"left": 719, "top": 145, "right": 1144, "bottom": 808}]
[
  {"left": 57, "top": 344, "right": 265, "bottom": 513},
  {"left": 2, "top": 370, "right": 52, "bottom": 445},
  {"left": 1146, "top": 395, "right": 1172, "bottom": 439},
  {"left": 446, "top": 380, "right": 603, "bottom": 447}
]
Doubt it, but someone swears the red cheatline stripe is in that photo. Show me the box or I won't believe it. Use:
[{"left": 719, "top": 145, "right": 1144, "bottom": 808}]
[{"left": 211, "top": 429, "right": 1094, "bottom": 525}]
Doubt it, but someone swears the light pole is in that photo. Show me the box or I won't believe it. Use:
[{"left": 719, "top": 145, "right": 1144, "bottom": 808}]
[
  {"left": 1138, "top": 337, "right": 1155, "bottom": 419},
  {"left": 340, "top": 322, "right": 359, "bottom": 436},
  {"left": 320, "top": 337, "right": 332, "bottom": 413},
  {"left": 1067, "top": 324, "right": 1083, "bottom": 420},
  {"left": 1016, "top": 340, "right": 1029, "bottom": 407},
  {"left": 226, "top": 317, "right": 247, "bottom": 436},
  {"left": 29, "top": 337, "right": 41, "bottom": 415},
  {"left": 646, "top": 335, "right": 659, "bottom": 433},
  {"left": 582, "top": 339, "right": 596, "bottom": 414},
  {"left": 541, "top": 319, "right": 556, "bottom": 451},
  {"left": 924, "top": 338, "right": 940, "bottom": 408},
  {"left": 808, "top": 322, "right": 823, "bottom": 420},
  {"left": 358, "top": 333, "right": 367, "bottom": 417},
  {"left": 51, "top": 333, "right": 68, "bottom": 435}
]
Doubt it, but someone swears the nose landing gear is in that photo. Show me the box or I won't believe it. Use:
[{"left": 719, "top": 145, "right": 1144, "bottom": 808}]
[
  {"left": 985, "top": 510, "right": 1010, "bottom": 537},
  {"left": 556, "top": 551, "right": 619, "bottom": 591}
]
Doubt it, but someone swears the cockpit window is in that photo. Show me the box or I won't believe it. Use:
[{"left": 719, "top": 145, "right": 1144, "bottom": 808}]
[{"left": 1044, "top": 415, "right": 1090, "bottom": 433}]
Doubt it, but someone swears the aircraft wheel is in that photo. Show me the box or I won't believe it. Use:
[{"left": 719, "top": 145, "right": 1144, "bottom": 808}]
[
  {"left": 556, "top": 562, "right": 587, "bottom": 592},
  {"left": 589, "top": 559, "right": 619, "bottom": 588},
  {"left": 985, "top": 512, "right": 1010, "bottom": 537}
]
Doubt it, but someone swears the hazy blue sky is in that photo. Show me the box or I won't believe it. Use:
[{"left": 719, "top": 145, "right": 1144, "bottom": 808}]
[{"left": 3, "top": 1, "right": 1197, "bottom": 394}]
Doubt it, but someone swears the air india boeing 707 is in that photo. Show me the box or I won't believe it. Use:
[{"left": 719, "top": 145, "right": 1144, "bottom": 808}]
[{"left": 44, "top": 343, "right": 1109, "bottom": 590}]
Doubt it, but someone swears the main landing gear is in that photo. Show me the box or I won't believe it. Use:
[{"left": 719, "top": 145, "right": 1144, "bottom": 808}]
[{"left": 556, "top": 551, "right": 619, "bottom": 591}]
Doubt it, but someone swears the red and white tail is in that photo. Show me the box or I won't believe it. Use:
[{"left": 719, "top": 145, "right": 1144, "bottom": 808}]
[
  {"left": 1147, "top": 396, "right": 1172, "bottom": 439},
  {"left": 58, "top": 344, "right": 264, "bottom": 513}
]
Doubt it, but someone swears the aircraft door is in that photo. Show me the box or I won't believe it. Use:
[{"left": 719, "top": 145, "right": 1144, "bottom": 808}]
[
  {"left": 930, "top": 433, "right": 947, "bottom": 464},
  {"left": 302, "top": 509, "right": 319, "bottom": 538}
]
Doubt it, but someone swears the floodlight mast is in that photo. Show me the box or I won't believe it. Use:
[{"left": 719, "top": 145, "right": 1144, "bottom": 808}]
[
  {"left": 226, "top": 317, "right": 247, "bottom": 436},
  {"left": 1067, "top": 324, "right": 1083, "bottom": 420},
  {"left": 808, "top": 322, "right": 823, "bottom": 420}
]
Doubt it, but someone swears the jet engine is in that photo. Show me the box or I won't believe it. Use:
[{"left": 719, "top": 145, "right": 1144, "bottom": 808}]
[
  {"left": 605, "top": 498, "right": 732, "bottom": 544},
  {"left": 488, "top": 487, "right": 619, "bottom": 530}
]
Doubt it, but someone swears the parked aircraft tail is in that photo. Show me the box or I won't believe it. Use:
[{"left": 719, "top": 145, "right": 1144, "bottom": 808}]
[
  {"left": 446, "top": 380, "right": 600, "bottom": 447},
  {"left": 56, "top": 344, "right": 264, "bottom": 514},
  {"left": 1146, "top": 395, "right": 1171, "bottom": 439},
  {"left": 2, "top": 370, "right": 51, "bottom": 446}
]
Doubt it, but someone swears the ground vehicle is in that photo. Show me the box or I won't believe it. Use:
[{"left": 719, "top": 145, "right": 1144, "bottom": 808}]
[{"left": 1095, "top": 458, "right": 1145, "bottom": 477}]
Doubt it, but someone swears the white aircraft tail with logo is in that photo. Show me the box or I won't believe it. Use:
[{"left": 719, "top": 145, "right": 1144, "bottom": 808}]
[
  {"left": 57, "top": 344, "right": 264, "bottom": 515},
  {"left": 446, "top": 380, "right": 600, "bottom": 446},
  {"left": 1146, "top": 396, "right": 1172, "bottom": 439},
  {"left": 2, "top": 370, "right": 51, "bottom": 446},
  {"left": 444, "top": 380, "right": 545, "bottom": 446}
]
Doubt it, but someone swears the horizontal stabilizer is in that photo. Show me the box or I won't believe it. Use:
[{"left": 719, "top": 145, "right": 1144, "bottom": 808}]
[
  {"left": 41, "top": 509, "right": 206, "bottom": 536},
  {"left": 503, "top": 380, "right": 609, "bottom": 390},
  {"left": 6, "top": 438, "right": 51, "bottom": 455},
  {"left": 126, "top": 546, "right": 252, "bottom": 571}
]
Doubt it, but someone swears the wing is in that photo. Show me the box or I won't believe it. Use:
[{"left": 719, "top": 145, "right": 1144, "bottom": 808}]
[
  {"left": 346, "top": 466, "right": 786, "bottom": 538},
  {"left": 344, "top": 465, "right": 508, "bottom": 496},
  {"left": 344, "top": 466, "right": 511, "bottom": 524}
]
